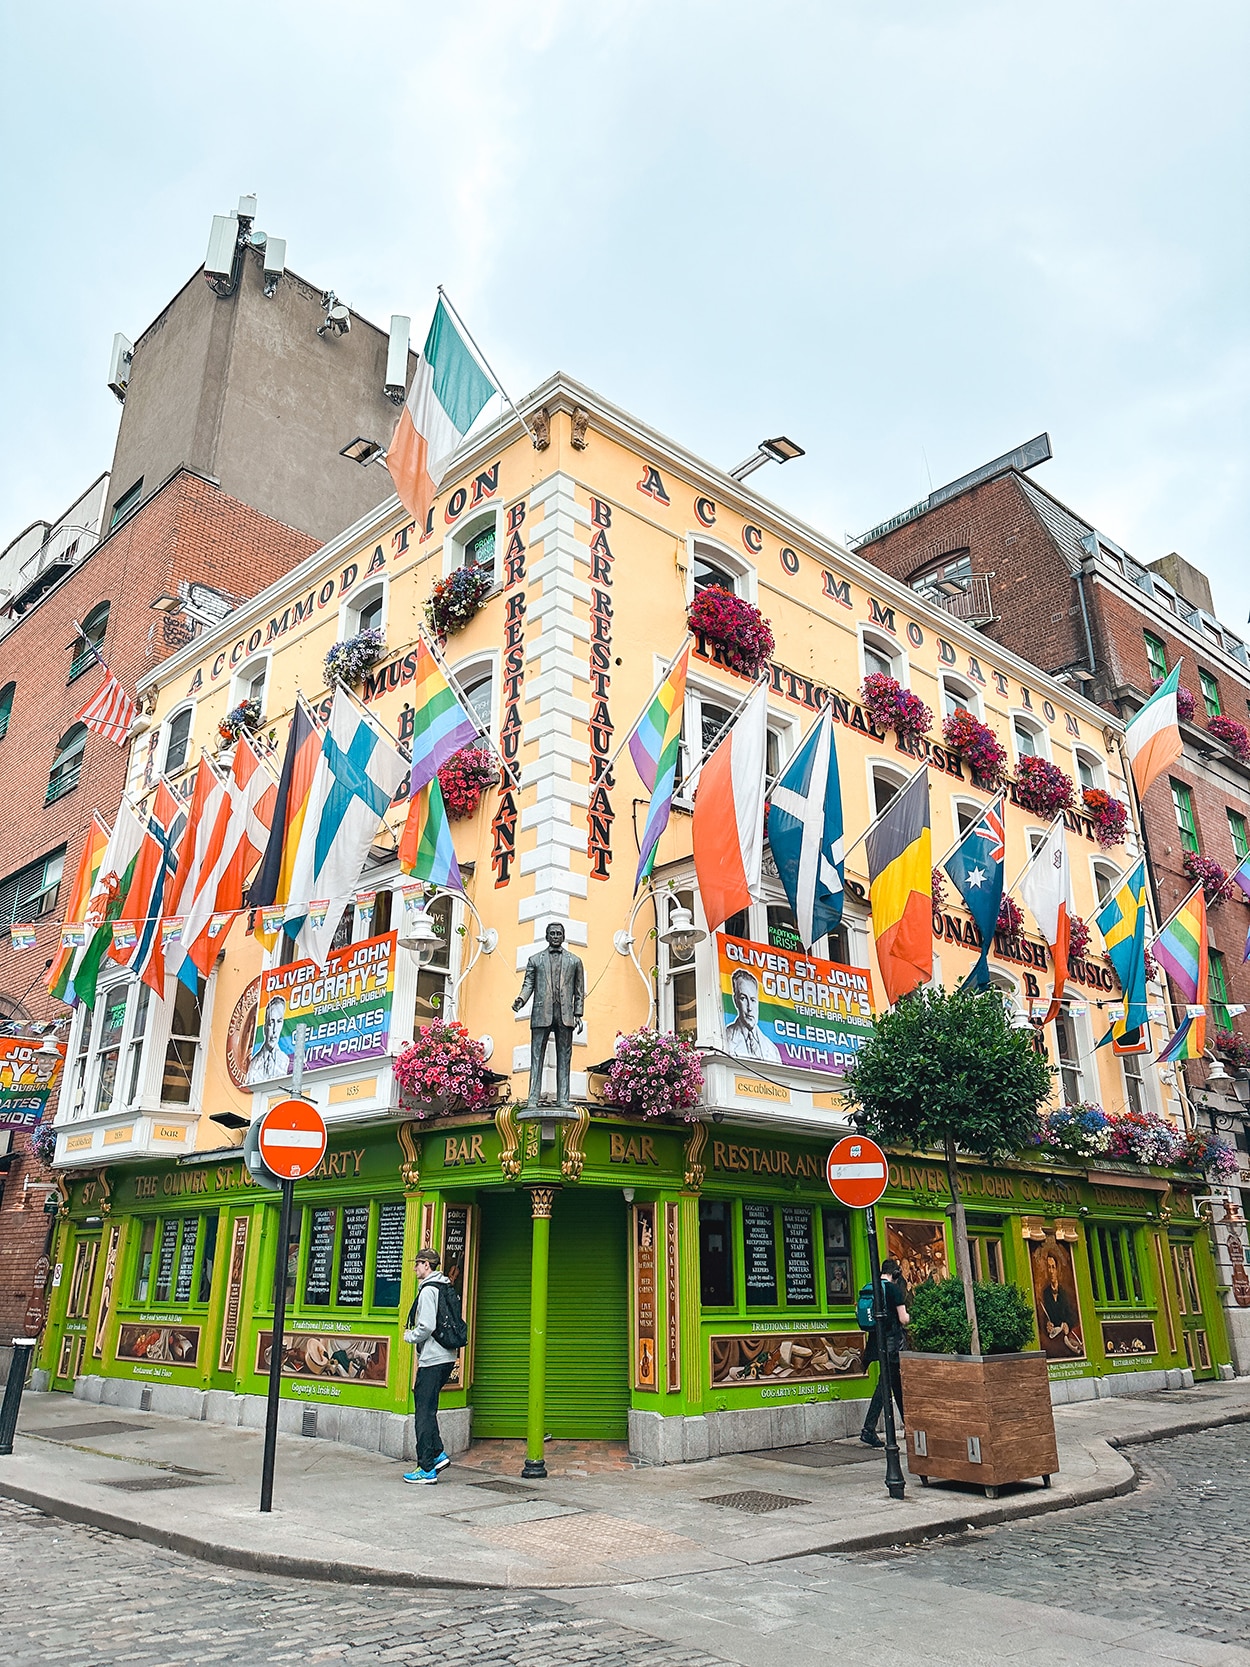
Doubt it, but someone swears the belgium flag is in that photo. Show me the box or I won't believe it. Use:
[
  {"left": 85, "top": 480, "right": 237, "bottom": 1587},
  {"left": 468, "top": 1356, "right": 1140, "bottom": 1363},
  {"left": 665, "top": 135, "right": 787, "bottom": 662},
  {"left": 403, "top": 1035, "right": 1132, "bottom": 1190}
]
[{"left": 866, "top": 768, "right": 932, "bottom": 1005}]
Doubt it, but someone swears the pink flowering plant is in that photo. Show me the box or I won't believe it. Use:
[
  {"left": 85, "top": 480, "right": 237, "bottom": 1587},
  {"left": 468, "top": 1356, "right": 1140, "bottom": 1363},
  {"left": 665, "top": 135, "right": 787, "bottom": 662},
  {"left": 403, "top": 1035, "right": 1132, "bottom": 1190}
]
[
  {"left": 1154, "top": 678, "right": 1196, "bottom": 723},
  {"left": 996, "top": 895, "right": 1024, "bottom": 938},
  {"left": 1106, "top": 1109, "right": 1184, "bottom": 1167},
  {"left": 861, "top": 673, "right": 932, "bottom": 742},
  {"left": 1180, "top": 1129, "right": 1240, "bottom": 1182},
  {"left": 942, "top": 708, "right": 1008, "bottom": 789},
  {"left": 394, "top": 1021, "right": 494, "bottom": 1116},
  {"left": 425, "top": 565, "right": 492, "bottom": 640},
  {"left": 687, "top": 587, "right": 775, "bottom": 679},
  {"left": 1068, "top": 916, "right": 1091, "bottom": 960},
  {"left": 1214, "top": 1028, "right": 1250, "bottom": 1071},
  {"left": 1081, "top": 788, "right": 1129, "bottom": 849},
  {"left": 437, "top": 746, "right": 497, "bottom": 819},
  {"left": 931, "top": 868, "right": 947, "bottom": 911},
  {"left": 1014, "top": 756, "right": 1074, "bottom": 819},
  {"left": 600, "top": 1027, "right": 704, "bottom": 1120},
  {"left": 1208, "top": 714, "right": 1250, "bottom": 762},
  {"left": 1183, "top": 850, "right": 1229, "bottom": 907}
]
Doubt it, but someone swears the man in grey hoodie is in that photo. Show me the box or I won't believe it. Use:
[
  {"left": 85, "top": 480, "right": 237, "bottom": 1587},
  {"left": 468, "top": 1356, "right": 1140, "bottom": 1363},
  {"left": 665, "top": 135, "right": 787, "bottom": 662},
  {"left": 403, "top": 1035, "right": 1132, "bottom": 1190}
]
[{"left": 402, "top": 1248, "right": 457, "bottom": 1484}]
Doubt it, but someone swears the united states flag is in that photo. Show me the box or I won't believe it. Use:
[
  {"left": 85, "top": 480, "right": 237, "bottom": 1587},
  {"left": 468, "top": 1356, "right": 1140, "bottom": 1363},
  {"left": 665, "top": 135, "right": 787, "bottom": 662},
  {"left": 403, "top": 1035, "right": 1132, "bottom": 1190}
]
[{"left": 75, "top": 671, "right": 137, "bottom": 746}]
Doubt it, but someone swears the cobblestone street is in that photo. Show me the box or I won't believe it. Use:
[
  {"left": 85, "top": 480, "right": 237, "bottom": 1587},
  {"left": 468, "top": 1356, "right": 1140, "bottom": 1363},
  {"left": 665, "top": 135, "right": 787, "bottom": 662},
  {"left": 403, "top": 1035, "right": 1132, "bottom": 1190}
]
[{"left": 3, "top": 1424, "right": 1248, "bottom": 1665}]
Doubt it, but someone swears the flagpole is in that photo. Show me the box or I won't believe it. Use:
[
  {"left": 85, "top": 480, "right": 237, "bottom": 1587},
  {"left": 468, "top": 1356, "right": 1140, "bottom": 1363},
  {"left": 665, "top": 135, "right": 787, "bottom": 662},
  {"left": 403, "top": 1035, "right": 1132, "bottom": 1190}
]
[
  {"left": 606, "top": 635, "right": 694, "bottom": 774},
  {"left": 436, "top": 287, "right": 534, "bottom": 445},
  {"left": 417, "top": 626, "right": 521, "bottom": 790},
  {"left": 839, "top": 757, "right": 932, "bottom": 867},
  {"left": 682, "top": 677, "right": 770, "bottom": 797},
  {"left": 1152, "top": 880, "right": 1206, "bottom": 941}
]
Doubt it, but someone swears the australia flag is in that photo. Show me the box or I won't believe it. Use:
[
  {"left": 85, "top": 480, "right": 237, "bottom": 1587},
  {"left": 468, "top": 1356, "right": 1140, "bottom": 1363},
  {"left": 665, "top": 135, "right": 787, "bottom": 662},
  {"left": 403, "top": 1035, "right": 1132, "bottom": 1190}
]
[{"left": 943, "top": 792, "right": 1006, "bottom": 991}]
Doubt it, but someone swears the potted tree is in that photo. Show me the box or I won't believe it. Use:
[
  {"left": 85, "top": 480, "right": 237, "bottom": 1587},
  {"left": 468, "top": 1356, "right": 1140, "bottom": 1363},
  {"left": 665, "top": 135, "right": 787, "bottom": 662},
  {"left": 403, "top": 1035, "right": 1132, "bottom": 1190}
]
[{"left": 846, "top": 986, "right": 1057, "bottom": 1495}]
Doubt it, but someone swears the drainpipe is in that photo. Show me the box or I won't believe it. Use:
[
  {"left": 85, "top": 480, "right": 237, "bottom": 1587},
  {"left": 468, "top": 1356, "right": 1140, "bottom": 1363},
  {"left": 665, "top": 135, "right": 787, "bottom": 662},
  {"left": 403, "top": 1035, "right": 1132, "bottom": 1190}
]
[{"left": 1075, "top": 557, "right": 1098, "bottom": 686}]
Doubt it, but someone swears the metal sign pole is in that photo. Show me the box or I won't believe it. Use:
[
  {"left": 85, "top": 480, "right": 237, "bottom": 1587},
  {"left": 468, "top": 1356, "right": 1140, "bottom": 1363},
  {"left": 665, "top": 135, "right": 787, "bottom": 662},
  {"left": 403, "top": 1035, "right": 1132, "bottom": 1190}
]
[
  {"left": 259, "top": 1025, "right": 306, "bottom": 1514},
  {"left": 865, "top": 1208, "right": 906, "bottom": 1501}
]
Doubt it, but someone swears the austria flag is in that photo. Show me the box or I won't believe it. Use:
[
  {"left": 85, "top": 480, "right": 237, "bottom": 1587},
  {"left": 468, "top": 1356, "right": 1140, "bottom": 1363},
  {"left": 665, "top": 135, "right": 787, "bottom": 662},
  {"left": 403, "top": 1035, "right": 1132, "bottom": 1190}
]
[{"left": 692, "top": 684, "right": 769, "bottom": 934}]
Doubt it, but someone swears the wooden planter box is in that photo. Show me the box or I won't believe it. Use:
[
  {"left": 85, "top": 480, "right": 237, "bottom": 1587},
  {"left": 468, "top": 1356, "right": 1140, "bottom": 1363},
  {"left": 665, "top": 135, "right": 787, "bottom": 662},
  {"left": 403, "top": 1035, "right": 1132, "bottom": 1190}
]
[{"left": 899, "top": 1350, "right": 1058, "bottom": 1497}]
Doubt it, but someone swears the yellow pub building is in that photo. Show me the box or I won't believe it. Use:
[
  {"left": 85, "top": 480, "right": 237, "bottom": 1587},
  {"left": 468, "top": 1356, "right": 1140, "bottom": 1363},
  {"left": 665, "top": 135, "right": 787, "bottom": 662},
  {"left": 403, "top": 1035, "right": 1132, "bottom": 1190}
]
[{"left": 39, "top": 376, "right": 1231, "bottom": 1464}]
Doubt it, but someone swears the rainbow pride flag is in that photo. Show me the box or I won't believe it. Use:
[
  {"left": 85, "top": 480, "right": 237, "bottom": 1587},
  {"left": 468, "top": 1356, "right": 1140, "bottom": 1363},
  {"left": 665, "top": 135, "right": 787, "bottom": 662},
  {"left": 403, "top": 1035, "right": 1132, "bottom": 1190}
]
[
  {"left": 407, "top": 639, "right": 479, "bottom": 796},
  {"left": 628, "top": 646, "right": 690, "bottom": 792},
  {"left": 1152, "top": 884, "right": 1208, "bottom": 1004},
  {"left": 633, "top": 649, "right": 690, "bottom": 889},
  {"left": 398, "top": 775, "right": 461, "bottom": 889},
  {"left": 1158, "top": 1012, "right": 1204, "bottom": 1062}
]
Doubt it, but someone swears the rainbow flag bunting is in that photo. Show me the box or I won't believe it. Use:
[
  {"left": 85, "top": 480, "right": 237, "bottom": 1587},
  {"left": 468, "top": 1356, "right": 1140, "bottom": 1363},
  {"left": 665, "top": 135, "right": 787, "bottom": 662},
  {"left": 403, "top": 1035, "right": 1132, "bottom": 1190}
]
[
  {"left": 46, "top": 814, "right": 110, "bottom": 1000},
  {"left": 9, "top": 925, "right": 36, "bottom": 950},
  {"left": 161, "top": 916, "right": 184, "bottom": 945},
  {"left": 628, "top": 645, "right": 690, "bottom": 792},
  {"left": 398, "top": 775, "right": 461, "bottom": 889},
  {"left": 111, "top": 921, "right": 137, "bottom": 949},
  {"left": 632, "top": 648, "right": 690, "bottom": 888},
  {"left": 1158, "top": 1013, "right": 1203, "bottom": 1062}
]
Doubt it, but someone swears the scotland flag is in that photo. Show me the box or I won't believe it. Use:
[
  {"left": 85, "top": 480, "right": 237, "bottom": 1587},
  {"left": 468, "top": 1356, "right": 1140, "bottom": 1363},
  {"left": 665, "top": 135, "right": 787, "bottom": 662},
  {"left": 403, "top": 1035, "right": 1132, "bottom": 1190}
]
[
  {"left": 944, "top": 793, "right": 1006, "bottom": 991},
  {"left": 766, "top": 709, "right": 845, "bottom": 950}
]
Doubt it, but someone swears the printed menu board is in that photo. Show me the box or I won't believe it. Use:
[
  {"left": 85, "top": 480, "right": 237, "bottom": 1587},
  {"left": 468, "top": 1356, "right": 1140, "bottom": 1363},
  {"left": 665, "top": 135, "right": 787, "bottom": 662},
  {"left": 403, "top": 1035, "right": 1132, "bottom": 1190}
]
[
  {"left": 336, "top": 1205, "right": 370, "bottom": 1307},
  {"left": 742, "top": 1202, "right": 778, "bottom": 1308},
  {"left": 373, "top": 1201, "right": 405, "bottom": 1308},
  {"left": 781, "top": 1206, "right": 816, "bottom": 1306},
  {"left": 304, "top": 1207, "right": 336, "bottom": 1306},
  {"left": 443, "top": 1205, "right": 469, "bottom": 1292},
  {"left": 173, "top": 1217, "right": 200, "bottom": 1305},
  {"left": 154, "top": 1218, "right": 180, "bottom": 1302}
]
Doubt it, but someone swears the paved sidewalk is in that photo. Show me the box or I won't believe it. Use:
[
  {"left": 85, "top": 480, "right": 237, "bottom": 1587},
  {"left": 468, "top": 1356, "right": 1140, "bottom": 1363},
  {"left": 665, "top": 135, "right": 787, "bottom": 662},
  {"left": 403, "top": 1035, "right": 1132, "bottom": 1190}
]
[{"left": 1, "top": 1380, "right": 1248, "bottom": 1590}]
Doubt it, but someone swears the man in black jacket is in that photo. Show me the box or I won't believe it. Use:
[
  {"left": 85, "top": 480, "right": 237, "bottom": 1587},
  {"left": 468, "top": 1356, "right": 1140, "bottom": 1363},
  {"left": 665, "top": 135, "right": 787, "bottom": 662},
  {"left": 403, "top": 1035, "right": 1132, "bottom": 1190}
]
[{"left": 860, "top": 1257, "right": 909, "bottom": 1448}]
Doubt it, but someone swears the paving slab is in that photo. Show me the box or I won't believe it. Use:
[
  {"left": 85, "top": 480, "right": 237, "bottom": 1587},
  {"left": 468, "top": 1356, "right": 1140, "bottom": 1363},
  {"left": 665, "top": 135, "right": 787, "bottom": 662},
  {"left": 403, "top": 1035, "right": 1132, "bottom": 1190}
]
[{"left": 1, "top": 1377, "right": 1248, "bottom": 1589}]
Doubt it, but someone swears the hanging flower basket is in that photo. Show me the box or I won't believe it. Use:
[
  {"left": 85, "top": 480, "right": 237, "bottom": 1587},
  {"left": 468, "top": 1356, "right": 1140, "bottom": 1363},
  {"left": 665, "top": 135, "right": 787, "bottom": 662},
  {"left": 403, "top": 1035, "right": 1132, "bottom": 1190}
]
[
  {"left": 394, "top": 1021, "right": 493, "bottom": 1116},
  {"left": 218, "top": 699, "right": 262, "bottom": 745},
  {"left": 1179, "top": 1129, "right": 1240, "bottom": 1182},
  {"left": 1154, "top": 678, "right": 1196, "bottom": 723},
  {"left": 1207, "top": 714, "right": 1250, "bottom": 762},
  {"left": 941, "top": 708, "right": 1007, "bottom": 789},
  {"left": 1068, "top": 916, "right": 1091, "bottom": 959},
  {"left": 599, "top": 1028, "right": 704, "bottom": 1120},
  {"left": 1214, "top": 1028, "right": 1250, "bottom": 1071},
  {"left": 437, "top": 746, "right": 497, "bottom": 819},
  {"left": 687, "top": 587, "right": 775, "bottom": 679},
  {"left": 324, "top": 627, "right": 385, "bottom": 689},
  {"left": 1081, "top": 788, "right": 1128, "bottom": 848},
  {"left": 425, "top": 566, "right": 492, "bottom": 640},
  {"left": 996, "top": 895, "right": 1024, "bottom": 939},
  {"left": 860, "top": 673, "right": 932, "bottom": 741},
  {"left": 1183, "top": 849, "right": 1229, "bottom": 907},
  {"left": 1014, "top": 755, "right": 1074, "bottom": 819},
  {"left": 28, "top": 1122, "right": 57, "bottom": 1168}
]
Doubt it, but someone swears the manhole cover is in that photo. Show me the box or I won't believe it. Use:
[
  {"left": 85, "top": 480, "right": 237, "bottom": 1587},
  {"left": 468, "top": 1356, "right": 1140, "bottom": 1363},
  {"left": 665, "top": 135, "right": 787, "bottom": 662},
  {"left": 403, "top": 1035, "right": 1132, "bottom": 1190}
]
[
  {"left": 700, "top": 1489, "right": 810, "bottom": 1513},
  {"left": 38, "top": 1421, "right": 148, "bottom": 1442},
  {"left": 96, "top": 1474, "right": 203, "bottom": 1492},
  {"left": 472, "top": 1479, "right": 546, "bottom": 1498}
]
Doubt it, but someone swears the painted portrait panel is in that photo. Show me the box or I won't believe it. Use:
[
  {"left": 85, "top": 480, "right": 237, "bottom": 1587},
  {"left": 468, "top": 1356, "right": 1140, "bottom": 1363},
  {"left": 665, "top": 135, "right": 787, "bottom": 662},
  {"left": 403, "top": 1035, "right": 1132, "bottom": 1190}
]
[
  {"left": 116, "top": 1323, "right": 200, "bottom": 1366},
  {"left": 1030, "top": 1237, "right": 1086, "bottom": 1361},
  {"left": 885, "top": 1218, "right": 949, "bottom": 1288}
]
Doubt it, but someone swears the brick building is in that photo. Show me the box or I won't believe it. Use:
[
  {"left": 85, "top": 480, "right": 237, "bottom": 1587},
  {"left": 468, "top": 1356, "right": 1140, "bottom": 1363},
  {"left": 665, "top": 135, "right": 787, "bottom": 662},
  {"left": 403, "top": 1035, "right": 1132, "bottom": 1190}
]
[
  {"left": 850, "top": 440, "right": 1250, "bottom": 1359},
  {"left": 0, "top": 196, "right": 415, "bottom": 1358}
]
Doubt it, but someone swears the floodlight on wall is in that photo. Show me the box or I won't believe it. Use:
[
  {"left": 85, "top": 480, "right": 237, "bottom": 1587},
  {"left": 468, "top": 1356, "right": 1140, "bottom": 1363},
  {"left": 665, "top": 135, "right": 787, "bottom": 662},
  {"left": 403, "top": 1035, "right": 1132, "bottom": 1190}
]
[
  {"left": 729, "top": 435, "right": 806, "bottom": 482},
  {"left": 340, "top": 437, "right": 386, "bottom": 466},
  {"left": 150, "top": 593, "right": 181, "bottom": 613}
]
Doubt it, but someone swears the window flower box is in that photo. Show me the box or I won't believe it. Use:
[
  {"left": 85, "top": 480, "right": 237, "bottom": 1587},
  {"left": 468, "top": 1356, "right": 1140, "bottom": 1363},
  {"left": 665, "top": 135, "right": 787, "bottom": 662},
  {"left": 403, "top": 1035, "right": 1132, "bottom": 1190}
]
[
  {"left": 1183, "top": 850, "right": 1229, "bottom": 907},
  {"left": 324, "top": 627, "right": 385, "bottom": 689},
  {"left": 687, "top": 587, "right": 775, "bottom": 680},
  {"left": 438, "top": 746, "right": 497, "bottom": 820},
  {"left": 1214, "top": 1028, "right": 1250, "bottom": 1071},
  {"left": 425, "top": 566, "right": 492, "bottom": 641},
  {"left": 1154, "top": 678, "right": 1196, "bottom": 723},
  {"left": 1067, "top": 916, "right": 1091, "bottom": 959},
  {"left": 394, "top": 1021, "right": 494, "bottom": 1116},
  {"left": 996, "top": 895, "right": 1024, "bottom": 939},
  {"left": 1013, "top": 756, "right": 1074, "bottom": 819},
  {"left": 598, "top": 1028, "right": 704, "bottom": 1120},
  {"left": 861, "top": 673, "right": 932, "bottom": 742},
  {"left": 1180, "top": 1128, "right": 1240, "bottom": 1182},
  {"left": 218, "top": 699, "right": 262, "bottom": 745},
  {"left": 1207, "top": 714, "right": 1250, "bottom": 762},
  {"left": 942, "top": 709, "right": 1007, "bottom": 789},
  {"left": 1081, "top": 788, "right": 1128, "bottom": 849}
]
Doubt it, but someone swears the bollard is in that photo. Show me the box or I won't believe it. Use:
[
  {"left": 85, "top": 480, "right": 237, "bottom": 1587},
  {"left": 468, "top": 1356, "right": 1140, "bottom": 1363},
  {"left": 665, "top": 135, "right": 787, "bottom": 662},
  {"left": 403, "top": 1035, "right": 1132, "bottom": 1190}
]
[{"left": 0, "top": 1339, "right": 37, "bottom": 1456}]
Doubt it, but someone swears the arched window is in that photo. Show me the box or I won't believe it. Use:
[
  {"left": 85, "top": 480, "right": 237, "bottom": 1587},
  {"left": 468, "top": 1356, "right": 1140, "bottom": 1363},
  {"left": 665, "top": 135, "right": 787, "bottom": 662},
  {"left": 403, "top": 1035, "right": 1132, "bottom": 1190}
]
[
  {"left": 164, "top": 707, "right": 194, "bottom": 776},
  {"left": 68, "top": 602, "right": 110, "bottom": 684},
  {"left": 462, "top": 670, "right": 493, "bottom": 729},
  {"left": 689, "top": 538, "right": 756, "bottom": 604},
  {"left": 0, "top": 682, "right": 14, "bottom": 743},
  {"left": 861, "top": 628, "right": 903, "bottom": 683},
  {"left": 871, "top": 763, "right": 909, "bottom": 817},
  {"left": 231, "top": 657, "right": 268, "bottom": 713},
  {"left": 940, "top": 674, "right": 980, "bottom": 721},
  {"left": 1073, "top": 746, "right": 1104, "bottom": 793},
  {"left": 1012, "top": 712, "right": 1048, "bottom": 762},
  {"left": 46, "top": 724, "right": 88, "bottom": 804},
  {"left": 344, "top": 579, "right": 386, "bottom": 639},
  {"left": 447, "top": 507, "right": 499, "bottom": 585},
  {"left": 694, "top": 552, "right": 737, "bottom": 594},
  {"left": 1092, "top": 860, "right": 1120, "bottom": 908}
]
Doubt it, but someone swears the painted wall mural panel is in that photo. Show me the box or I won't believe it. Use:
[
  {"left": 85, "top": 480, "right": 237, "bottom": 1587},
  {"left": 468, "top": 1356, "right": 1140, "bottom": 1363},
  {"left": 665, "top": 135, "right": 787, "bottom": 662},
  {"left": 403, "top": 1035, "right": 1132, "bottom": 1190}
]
[{"left": 710, "top": 1331, "right": 866, "bottom": 1387}]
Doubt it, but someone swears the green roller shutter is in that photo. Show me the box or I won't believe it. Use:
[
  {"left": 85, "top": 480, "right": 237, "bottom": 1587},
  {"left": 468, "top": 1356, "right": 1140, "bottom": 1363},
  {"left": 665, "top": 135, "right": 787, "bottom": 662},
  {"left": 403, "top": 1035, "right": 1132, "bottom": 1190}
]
[{"left": 470, "top": 1188, "right": 629, "bottom": 1440}]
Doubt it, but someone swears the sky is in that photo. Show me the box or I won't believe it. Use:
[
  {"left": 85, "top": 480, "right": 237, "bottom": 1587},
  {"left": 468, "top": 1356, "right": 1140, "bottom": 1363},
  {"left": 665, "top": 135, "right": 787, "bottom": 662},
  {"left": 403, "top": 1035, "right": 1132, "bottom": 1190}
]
[{"left": 3, "top": 1, "right": 1246, "bottom": 624}]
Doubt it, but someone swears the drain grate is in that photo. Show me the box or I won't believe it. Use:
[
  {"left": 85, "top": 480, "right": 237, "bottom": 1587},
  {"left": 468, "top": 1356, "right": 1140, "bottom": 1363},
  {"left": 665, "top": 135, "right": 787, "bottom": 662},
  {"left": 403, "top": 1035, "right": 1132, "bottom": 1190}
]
[
  {"left": 38, "top": 1421, "right": 148, "bottom": 1442},
  {"left": 96, "top": 1474, "right": 203, "bottom": 1492},
  {"left": 471, "top": 1479, "right": 547, "bottom": 1498},
  {"left": 701, "top": 1489, "right": 810, "bottom": 1514}
]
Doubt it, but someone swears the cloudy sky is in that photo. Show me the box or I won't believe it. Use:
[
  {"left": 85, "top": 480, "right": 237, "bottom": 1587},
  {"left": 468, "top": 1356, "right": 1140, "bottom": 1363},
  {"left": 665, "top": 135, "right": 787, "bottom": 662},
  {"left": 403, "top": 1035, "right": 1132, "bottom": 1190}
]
[{"left": 5, "top": 2, "right": 1246, "bottom": 623}]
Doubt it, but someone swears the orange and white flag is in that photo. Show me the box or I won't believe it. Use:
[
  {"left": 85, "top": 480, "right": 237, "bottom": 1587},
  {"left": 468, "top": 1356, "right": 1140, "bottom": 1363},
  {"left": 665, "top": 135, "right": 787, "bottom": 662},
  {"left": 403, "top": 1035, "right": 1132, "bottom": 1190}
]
[
  {"left": 386, "top": 300, "right": 494, "bottom": 528},
  {"left": 1125, "top": 662, "right": 1183, "bottom": 798},
  {"left": 692, "top": 684, "right": 769, "bottom": 934}
]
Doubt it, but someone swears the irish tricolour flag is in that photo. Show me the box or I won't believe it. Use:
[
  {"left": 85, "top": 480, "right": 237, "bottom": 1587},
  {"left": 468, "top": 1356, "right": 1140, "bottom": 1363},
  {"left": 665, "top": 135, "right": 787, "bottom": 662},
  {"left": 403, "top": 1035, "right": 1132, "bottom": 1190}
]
[
  {"left": 1126, "top": 661, "right": 1184, "bottom": 798},
  {"left": 386, "top": 300, "right": 494, "bottom": 527}
]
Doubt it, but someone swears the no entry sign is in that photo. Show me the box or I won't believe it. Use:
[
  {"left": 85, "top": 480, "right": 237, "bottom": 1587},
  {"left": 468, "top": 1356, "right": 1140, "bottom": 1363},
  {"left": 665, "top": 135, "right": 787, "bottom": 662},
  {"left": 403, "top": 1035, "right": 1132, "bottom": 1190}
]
[
  {"left": 825, "top": 1135, "right": 888, "bottom": 1209},
  {"left": 258, "top": 1099, "right": 327, "bottom": 1181}
]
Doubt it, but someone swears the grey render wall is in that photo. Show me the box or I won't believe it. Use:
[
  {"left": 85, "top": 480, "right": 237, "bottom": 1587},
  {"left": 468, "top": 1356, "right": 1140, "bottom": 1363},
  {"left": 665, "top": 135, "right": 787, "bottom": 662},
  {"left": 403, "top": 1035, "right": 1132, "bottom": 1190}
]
[{"left": 107, "top": 251, "right": 414, "bottom": 543}]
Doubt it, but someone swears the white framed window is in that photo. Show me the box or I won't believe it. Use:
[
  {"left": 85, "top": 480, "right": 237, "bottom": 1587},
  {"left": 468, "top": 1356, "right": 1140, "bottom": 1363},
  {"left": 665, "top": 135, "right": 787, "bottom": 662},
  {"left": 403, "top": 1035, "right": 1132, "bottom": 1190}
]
[
  {"left": 952, "top": 796, "right": 984, "bottom": 837},
  {"left": 870, "top": 761, "right": 910, "bottom": 817},
  {"left": 1073, "top": 746, "right": 1104, "bottom": 793},
  {"left": 231, "top": 656, "right": 268, "bottom": 713},
  {"left": 860, "top": 626, "right": 906, "bottom": 685},
  {"left": 65, "top": 972, "right": 207, "bottom": 1119},
  {"left": 989, "top": 968, "right": 1023, "bottom": 1021},
  {"left": 163, "top": 705, "right": 194, "bottom": 776},
  {"left": 1011, "top": 710, "right": 1050, "bottom": 763},
  {"left": 940, "top": 673, "right": 981, "bottom": 721},
  {"left": 1051, "top": 1010, "right": 1085, "bottom": 1105},
  {"left": 342, "top": 577, "right": 387, "bottom": 639},
  {"left": 1091, "top": 859, "right": 1120, "bottom": 907},
  {"left": 677, "top": 676, "right": 790, "bottom": 800},
  {"left": 450, "top": 651, "right": 497, "bottom": 737},
  {"left": 1121, "top": 1048, "right": 1152, "bottom": 1116},
  {"left": 687, "top": 536, "right": 758, "bottom": 605},
  {"left": 446, "top": 505, "right": 501, "bottom": 586}
]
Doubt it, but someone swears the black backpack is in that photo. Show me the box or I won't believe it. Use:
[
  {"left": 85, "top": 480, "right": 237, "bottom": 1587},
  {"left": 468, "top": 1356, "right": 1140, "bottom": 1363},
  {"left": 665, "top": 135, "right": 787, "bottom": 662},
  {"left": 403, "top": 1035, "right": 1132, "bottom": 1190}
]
[{"left": 433, "top": 1281, "right": 468, "bottom": 1351}]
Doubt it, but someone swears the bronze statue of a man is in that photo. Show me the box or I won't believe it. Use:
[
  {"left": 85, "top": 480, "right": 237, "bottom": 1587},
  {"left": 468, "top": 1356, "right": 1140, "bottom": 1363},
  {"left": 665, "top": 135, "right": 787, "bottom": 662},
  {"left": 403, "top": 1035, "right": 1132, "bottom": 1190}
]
[{"left": 513, "top": 922, "right": 586, "bottom": 1110}]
